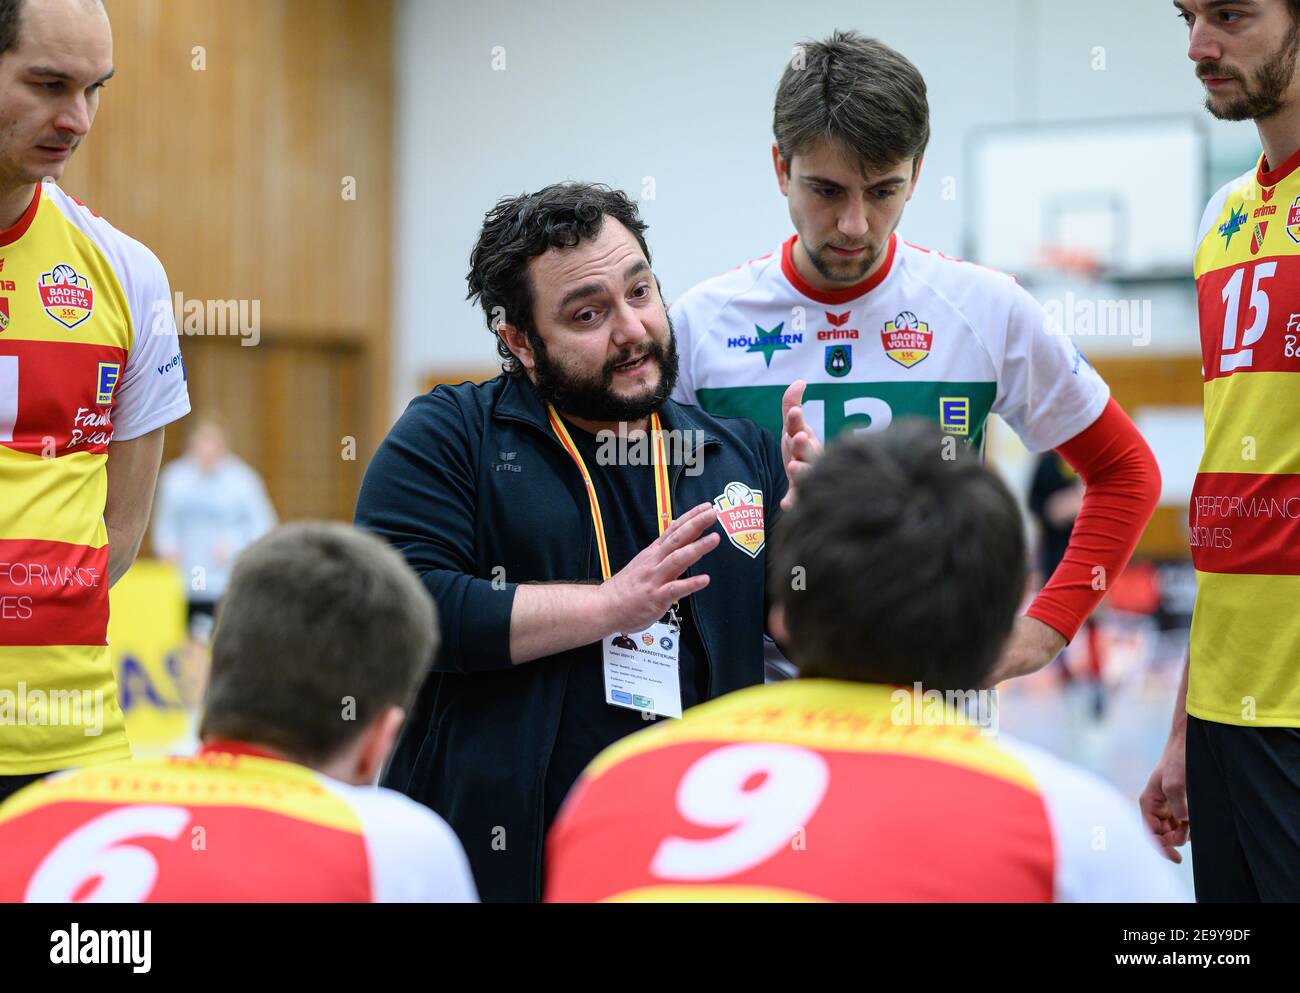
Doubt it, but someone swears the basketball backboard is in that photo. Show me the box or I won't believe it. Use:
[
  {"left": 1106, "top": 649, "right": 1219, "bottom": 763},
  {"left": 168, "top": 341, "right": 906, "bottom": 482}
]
[{"left": 967, "top": 116, "right": 1209, "bottom": 283}]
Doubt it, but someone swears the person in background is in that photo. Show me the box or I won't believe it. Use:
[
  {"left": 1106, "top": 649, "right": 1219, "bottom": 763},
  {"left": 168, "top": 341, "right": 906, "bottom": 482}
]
[
  {"left": 545, "top": 423, "right": 1187, "bottom": 903},
  {"left": 152, "top": 416, "right": 277, "bottom": 644},
  {"left": 1027, "top": 452, "right": 1107, "bottom": 719},
  {"left": 1142, "top": 0, "right": 1300, "bottom": 900},
  {"left": 669, "top": 30, "right": 1161, "bottom": 686},
  {"left": 0, "top": 523, "right": 478, "bottom": 903},
  {"left": 355, "top": 183, "right": 801, "bottom": 902},
  {"left": 0, "top": 0, "right": 191, "bottom": 801}
]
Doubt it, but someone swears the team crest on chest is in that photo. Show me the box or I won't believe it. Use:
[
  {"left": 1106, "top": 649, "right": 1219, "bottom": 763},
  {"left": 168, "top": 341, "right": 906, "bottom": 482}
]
[
  {"left": 1250, "top": 221, "right": 1269, "bottom": 255},
  {"left": 825, "top": 344, "right": 852, "bottom": 377},
  {"left": 881, "top": 311, "right": 932, "bottom": 368},
  {"left": 1250, "top": 186, "right": 1276, "bottom": 256},
  {"left": 0, "top": 297, "right": 8, "bottom": 333},
  {"left": 38, "top": 263, "right": 95, "bottom": 329},
  {"left": 1287, "top": 195, "right": 1300, "bottom": 245},
  {"left": 712, "top": 480, "right": 765, "bottom": 558}
]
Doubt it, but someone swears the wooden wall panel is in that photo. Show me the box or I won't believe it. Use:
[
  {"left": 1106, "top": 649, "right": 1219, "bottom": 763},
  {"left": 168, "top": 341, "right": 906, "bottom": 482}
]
[
  {"left": 58, "top": 0, "right": 393, "bottom": 519},
  {"left": 167, "top": 337, "right": 367, "bottom": 527},
  {"left": 1089, "top": 355, "right": 1204, "bottom": 560}
]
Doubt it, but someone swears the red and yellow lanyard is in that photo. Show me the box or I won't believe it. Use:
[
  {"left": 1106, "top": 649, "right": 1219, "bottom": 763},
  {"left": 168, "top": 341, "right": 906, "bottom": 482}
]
[{"left": 546, "top": 405, "right": 672, "bottom": 581}]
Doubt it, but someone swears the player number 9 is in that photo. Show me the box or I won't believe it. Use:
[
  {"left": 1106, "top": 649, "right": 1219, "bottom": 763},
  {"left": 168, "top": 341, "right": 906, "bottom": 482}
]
[
  {"left": 26, "top": 805, "right": 191, "bottom": 903},
  {"left": 650, "top": 743, "right": 829, "bottom": 881}
]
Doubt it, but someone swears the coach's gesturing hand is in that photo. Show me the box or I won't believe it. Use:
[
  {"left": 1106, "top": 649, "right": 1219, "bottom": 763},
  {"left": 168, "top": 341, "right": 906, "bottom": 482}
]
[
  {"left": 600, "top": 503, "right": 720, "bottom": 632},
  {"left": 781, "top": 380, "right": 823, "bottom": 510},
  {"left": 508, "top": 503, "right": 720, "bottom": 665}
]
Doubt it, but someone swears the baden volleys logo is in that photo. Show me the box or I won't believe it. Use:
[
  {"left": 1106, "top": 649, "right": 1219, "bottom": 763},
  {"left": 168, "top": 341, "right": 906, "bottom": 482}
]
[
  {"left": 712, "top": 480, "right": 765, "bottom": 558},
  {"left": 38, "top": 263, "right": 94, "bottom": 329},
  {"left": 881, "top": 311, "right": 932, "bottom": 368}
]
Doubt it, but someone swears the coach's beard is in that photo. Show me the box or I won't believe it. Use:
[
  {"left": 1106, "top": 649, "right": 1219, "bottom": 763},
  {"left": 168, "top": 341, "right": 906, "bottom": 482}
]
[{"left": 531, "top": 323, "right": 680, "bottom": 424}]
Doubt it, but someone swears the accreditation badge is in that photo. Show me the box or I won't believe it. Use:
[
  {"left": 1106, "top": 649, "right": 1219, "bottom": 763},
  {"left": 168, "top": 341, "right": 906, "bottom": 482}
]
[{"left": 602, "top": 613, "right": 682, "bottom": 719}]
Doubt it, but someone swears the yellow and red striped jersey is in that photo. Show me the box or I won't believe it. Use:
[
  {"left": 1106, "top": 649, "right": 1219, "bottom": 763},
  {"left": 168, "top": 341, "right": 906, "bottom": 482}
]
[
  {"left": 0, "top": 742, "right": 478, "bottom": 902},
  {"left": 0, "top": 181, "right": 190, "bottom": 774},
  {"left": 1190, "top": 148, "right": 1300, "bottom": 727},
  {"left": 545, "top": 680, "right": 1184, "bottom": 902}
]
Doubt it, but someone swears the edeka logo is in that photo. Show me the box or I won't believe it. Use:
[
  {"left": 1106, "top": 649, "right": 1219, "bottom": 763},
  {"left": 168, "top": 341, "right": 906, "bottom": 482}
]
[
  {"left": 96, "top": 362, "right": 120, "bottom": 406},
  {"left": 727, "top": 323, "right": 801, "bottom": 367},
  {"left": 712, "top": 480, "right": 765, "bottom": 558},
  {"left": 939, "top": 396, "right": 970, "bottom": 436},
  {"left": 37, "top": 263, "right": 94, "bottom": 329}
]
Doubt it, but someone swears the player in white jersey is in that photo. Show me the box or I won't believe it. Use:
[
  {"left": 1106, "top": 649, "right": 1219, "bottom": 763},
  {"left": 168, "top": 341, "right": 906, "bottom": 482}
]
[{"left": 671, "top": 31, "right": 1162, "bottom": 683}]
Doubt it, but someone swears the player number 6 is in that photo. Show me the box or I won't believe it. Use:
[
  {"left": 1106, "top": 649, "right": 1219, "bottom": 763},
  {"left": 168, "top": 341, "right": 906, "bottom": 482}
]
[{"left": 26, "top": 805, "right": 191, "bottom": 903}]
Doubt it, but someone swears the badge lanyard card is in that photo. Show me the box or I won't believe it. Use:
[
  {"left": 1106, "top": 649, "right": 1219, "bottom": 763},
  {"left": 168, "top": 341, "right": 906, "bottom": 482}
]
[{"left": 548, "top": 405, "right": 683, "bottom": 719}]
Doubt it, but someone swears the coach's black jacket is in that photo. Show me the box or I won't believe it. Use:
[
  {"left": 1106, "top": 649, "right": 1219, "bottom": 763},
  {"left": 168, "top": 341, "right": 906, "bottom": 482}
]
[{"left": 354, "top": 374, "right": 786, "bottom": 902}]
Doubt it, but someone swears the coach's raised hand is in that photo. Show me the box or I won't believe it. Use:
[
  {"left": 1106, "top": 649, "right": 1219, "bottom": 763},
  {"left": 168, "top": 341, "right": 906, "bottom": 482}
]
[
  {"left": 600, "top": 503, "right": 720, "bottom": 632},
  {"left": 781, "top": 380, "right": 823, "bottom": 510},
  {"left": 508, "top": 504, "right": 719, "bottom": 664}
]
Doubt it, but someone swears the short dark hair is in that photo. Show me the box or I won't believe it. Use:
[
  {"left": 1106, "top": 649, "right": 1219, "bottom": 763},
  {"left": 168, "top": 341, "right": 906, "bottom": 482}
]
[
  {"left": 770, "top": 420, "right": 1026, "bottom": 691},
  {"left": 0, "top": 0, "right": 106, "bottom": 59},
  {"left": 466, "top": 183, "right": 652, "bottom": 377},
  {"left": 199, "top": 522, "right": 439, "bottom": 765},
  {"left": 0, "top": 0, "right": 24, "bottom": 56},
  {"left": 774, "top": 30, "right": 930, "bottom": 177}
]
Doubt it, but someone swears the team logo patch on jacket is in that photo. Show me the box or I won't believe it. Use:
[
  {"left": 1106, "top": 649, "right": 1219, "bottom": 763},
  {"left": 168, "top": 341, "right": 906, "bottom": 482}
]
[
  {"left": 0, "top": 297, "right": 8, "bottom": 333},
  {"left": 712, "top": 480, "right": 765, "bottom": 558},
  {"left": 881, "top": 311, "right": 932, "bottom": 368},
  {"left": 38, "top": 263, "right": 94, "bottom": 329},
  {"left": 1288, "top": 195, "right": 1300, "bottom": 245}
]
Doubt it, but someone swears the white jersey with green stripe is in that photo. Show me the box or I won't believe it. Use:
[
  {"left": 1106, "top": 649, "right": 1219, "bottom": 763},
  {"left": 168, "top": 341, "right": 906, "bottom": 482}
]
[{"left": 669, "top": 232, "right": 1109, "bottom": 451}]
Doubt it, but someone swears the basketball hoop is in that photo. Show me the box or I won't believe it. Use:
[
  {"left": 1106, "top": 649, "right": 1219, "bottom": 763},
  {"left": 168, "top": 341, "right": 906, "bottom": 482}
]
[{"left": 1035, "top": 244, "right": 1104, "bottom": 281}]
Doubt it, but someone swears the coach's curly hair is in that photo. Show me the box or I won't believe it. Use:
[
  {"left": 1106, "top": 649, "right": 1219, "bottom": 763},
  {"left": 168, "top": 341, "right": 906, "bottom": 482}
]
[{"left": 466, "top": 183, "right": 652, "bottom": 377}]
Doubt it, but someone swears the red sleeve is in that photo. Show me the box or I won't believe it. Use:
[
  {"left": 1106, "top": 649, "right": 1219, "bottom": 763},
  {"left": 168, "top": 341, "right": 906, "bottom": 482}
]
[{"left": 1025, "top": 397, "right": 1161, "bottom": 642}]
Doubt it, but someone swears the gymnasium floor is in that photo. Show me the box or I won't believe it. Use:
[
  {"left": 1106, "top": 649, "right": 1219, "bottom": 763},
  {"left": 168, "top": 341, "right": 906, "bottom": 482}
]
[{"left": 997, "top": 624, "right": 1197, "bottom": 897}]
